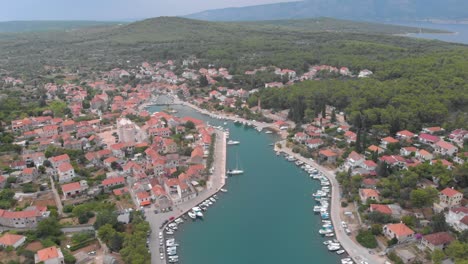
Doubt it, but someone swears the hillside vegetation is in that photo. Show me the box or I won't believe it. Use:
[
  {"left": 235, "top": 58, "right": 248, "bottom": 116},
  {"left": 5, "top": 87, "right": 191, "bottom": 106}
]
[{"left": 0, "top": 20, "right": 124, "bottom": 33}]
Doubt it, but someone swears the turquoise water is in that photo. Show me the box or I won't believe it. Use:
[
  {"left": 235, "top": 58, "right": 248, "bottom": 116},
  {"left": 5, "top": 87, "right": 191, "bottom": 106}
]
[{"left": 148, "top": 104, "right": 340, "bottom": 264}]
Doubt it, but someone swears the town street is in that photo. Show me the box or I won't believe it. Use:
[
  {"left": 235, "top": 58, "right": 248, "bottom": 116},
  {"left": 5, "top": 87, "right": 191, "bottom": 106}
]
[
  {"left": 147, "top": 130, "right": 226, "bottom": 264},
  {"left": 278, "top": 142, "right": 387, "bottom": 264}
]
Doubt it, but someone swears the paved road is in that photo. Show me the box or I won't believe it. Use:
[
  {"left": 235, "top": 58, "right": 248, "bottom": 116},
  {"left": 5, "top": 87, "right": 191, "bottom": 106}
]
[
  {"left": 147, "top": 130, "right": 227, "bottom": 264},
  {"left": 278, "top": 143, "right": 387, "bottom": 264}
]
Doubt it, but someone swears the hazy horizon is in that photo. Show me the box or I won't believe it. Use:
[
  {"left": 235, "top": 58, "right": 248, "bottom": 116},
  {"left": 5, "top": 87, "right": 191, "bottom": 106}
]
[{"left": 0, "top": 0, "right": 298, "bottom": 22}]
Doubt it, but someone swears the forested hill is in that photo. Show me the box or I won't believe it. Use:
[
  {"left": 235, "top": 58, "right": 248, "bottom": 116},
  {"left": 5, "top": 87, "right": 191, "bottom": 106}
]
[
  {"left": 186, "top": 0, "right": 468, "bottom": 22},
  {"left": 0, "top": 20, "right": 124, "bottom": 33}
]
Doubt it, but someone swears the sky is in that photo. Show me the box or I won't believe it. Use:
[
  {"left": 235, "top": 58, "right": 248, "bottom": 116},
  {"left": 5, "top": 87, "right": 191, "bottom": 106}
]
[{"left": 0, "top": 0, "right": 297, "bottom": 21}]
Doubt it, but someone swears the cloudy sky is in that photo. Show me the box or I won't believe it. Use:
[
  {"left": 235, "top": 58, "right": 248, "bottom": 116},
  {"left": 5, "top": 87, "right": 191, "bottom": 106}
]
[{"left": 0, "top": 0, "right": 296, "bottom": 21}]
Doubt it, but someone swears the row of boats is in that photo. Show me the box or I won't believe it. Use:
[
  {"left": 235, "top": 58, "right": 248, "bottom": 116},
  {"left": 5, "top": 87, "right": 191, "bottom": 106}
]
[
  {"left": 161, "top": 192, "right": 224, "bottom": 263},
  {"left": 287, "top": 153, "right": 354, "bottom": 263},
  {"left": 187, "top": 195, "right": 219, "bottom": 219}
]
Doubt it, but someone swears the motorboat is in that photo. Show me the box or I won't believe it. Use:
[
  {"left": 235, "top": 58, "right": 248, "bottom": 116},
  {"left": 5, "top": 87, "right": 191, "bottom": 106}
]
[
  {"left": 220, "top": 188, "right": 228, "bottom": 193},
  {"left": 227, "top": 140, "right": 240, "bottom": 145},
  {"left": 227, "top": 169, "right": 244, "bottom": 175},
  {"left": 174, "top": 218, "right": 183, "bottom": 224},
  {"left": 286, "top": 155, "right": 296, "bottom": 162},
  {"left": 336, "top": 250, "right": 345, "bottom": 255},
  {"left": 210, "top": 197, "right": 216, "bottom": 202},
  {"left": 196, "top": 211, "right": 204, "bottom": 217},
  {"left": 328, "top": 245, "right": 341, "bottom": 251},
  {"left": 213, "top": 194, "right": 219, "bottom": 199},
  {"left": 265, "top": 130, "right": 273, "bottom": 134},
  {"left": 325, "top": 233, "right": 335, "bottom": 237},
  {"left": 188, "top": 211, "right": 196, "bottom": 219},
  {"left": 295, "top": 160, "right": 304, "bottom": 166}
]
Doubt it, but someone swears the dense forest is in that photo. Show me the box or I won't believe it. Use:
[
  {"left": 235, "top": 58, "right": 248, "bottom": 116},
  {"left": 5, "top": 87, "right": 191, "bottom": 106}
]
[
  {"left": 249, "top": 49, "right": 468, "bottom": 133},
  {"left": 0, "top": 17, "right": 467, "bottom": 132}
]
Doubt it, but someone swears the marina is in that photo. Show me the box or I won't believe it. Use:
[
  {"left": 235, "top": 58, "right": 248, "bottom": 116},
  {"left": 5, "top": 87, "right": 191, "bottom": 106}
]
[{"left": 148, "top": 102, "right": 343, "bottom": 264}]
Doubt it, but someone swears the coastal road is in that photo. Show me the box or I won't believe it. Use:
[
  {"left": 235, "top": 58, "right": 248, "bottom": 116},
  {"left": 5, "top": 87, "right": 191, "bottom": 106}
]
[
  {"left": 278, "top": 143, "right": 387, "bottom": 264},
  {"left": 147, "top": 130, "right": 227, "bottom": 264}
]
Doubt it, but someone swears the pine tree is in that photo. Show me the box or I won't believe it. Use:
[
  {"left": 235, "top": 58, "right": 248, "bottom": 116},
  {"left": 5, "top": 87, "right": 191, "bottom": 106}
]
[{"left": 331, "top": 109, "right": 337, "bottom": 123}]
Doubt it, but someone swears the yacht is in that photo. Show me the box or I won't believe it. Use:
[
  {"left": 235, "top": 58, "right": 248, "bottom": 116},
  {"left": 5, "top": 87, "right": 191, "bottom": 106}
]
[
  {"left": 227, "top": 140, "right": 240, "bottom": 145},
  {"left": 196, "top": 211, "right": 204, "bottom": 217},
  {"left": 328, "top": 245, "right": 341, "bottom": 251},
  {"left": 286, "top": 155, "right": 296, "bottom": 162},
  {"left": 220, "top": 188, "right": 228, "bottom": 193},
  {"left": 188, "top": 211, "right": 196, "bottom": 219},
  {"left": 336, "top": 250, "right": 345, "bottom": 255},
  {"left": 210, "top": 197, "right": 216, "bottom": 202},
  {"left": 295, "top": 160, "right": 304, "bottom": 166}
]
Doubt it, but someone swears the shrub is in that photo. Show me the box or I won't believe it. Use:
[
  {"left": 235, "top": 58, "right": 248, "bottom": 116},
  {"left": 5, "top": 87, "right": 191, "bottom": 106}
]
[{"left": 356, "top": 229, "right": 378, "bottom": 248}]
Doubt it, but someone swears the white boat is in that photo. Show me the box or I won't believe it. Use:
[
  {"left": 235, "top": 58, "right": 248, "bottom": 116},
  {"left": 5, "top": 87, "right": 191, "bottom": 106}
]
[
  {"left": 220, "top": 188, "right": 228, "bottom": 193},
  {"left": 295, "top": 160, "right": 304, "bottom": 166},
  {"left": 188, "top": 211, "right": 196, "bottom": 219},
  {"left": 328, "top": 245, "right": 341, "bottom": 251},
  {"left": 325, "top": 233, "right": 335, "bottom": 237},
  {"left": 265, "top": 130, "right": 273, "bottom": 134},
  {"left": 227, "top": 153, "right": 244, "bottom": 175},
  {"left": 336, "top": 250, "right": 345, "bottom": 255},
  {"left": 227, "top": 140, "right": 240, "bottom": 145},
  {"left": 210, "top": 197, "right": 216, "bottom": 202},
  {"left": 196, "top": 211, "right": 204, "bottom": 217}
]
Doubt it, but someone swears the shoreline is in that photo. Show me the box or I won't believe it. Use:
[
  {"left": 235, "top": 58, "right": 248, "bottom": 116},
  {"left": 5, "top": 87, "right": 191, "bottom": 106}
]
[
  {"left": 275, "top": 141, "right": 387, "bottom": 264},
  {"left": 147, "top": 128, "right": 227, "bottom": 264}
]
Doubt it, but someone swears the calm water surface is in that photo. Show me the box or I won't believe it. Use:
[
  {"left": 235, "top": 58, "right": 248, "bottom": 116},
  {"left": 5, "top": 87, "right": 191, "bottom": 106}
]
[
  {"left": 391, "top": 21, "right": 468, "bottom": 44},
  {"left": 148, "top": 104, "right": 340, "bottom": 264}
]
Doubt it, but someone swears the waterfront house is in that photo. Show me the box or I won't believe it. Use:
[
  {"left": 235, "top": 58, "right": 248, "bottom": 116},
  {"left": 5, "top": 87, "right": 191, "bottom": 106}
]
[
  {"left": 318, "top": 149, "right": 338, "bottom": 164},
  {"left": 421, "top": 232, "right": 454, "bottom": 251},
  {"left": 445, "top": 207, "right": 468, "bottom": 232},
  {"left": 359, "top": 189, "right": 380, "bottom": 203},
  {"left": 434, "top": 140, "right": 458, "bottom": 156},
  {"left": 0, "top": 233, "right": 26, "bottom": 249},
  {"left": 294, "top": 132, "right": 309, "bottom": 143},
  {"left": 151, "top": 184, "right": 172, "bottom": 211},
  {"left": 34, "top": 246, "right": 64, "bottom": 264},
  {"left": 383, "top": 223, "right": 415, "bottom": 243}
]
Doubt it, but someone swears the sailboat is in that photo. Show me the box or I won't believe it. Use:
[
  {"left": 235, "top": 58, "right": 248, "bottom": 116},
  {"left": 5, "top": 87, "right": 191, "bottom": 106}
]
[{"left": 227, "top": 153, "right": 244, "bottom": 175}]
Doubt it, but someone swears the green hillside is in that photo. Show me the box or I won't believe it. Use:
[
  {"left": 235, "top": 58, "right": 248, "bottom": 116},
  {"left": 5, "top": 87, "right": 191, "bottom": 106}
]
[
  {"left": 0, "top": 17, "right": 464, "bottom": 78},
  {"left": 0, "top": 20, "right": 125, "bottom": 33}
]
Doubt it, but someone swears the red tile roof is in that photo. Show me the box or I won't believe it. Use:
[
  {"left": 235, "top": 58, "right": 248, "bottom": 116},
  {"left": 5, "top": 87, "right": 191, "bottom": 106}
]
[
  {"left": 50, "top": 154, "right": 70, "bottom": 163},
  {"left": 319, "top": 149, "right": 337, "bottom": 157},
  {"left": 102, "top": 176, "right": 125, "bottom": 186},
  {"left": 423, "top": 232, "right": 455, "bottom": 246},
  {"left": 57, "top": 162, "right": 73, "bottom": 173},
  {"left": 386, "top": 223, "right": 414, "bottom": 237},
  {"left": 440, "top": 187, "right": 461, "bottom": 197},
  {"left": 37, "top": 246, "right": 60, "bottom": 262},
  {"left": 0, "top": 233, "right": 25, "bottom": 246},
  {"left": 61, "top": 182, "right": 81, "bottom": 193},
  {"left": 370, "top": 204, "right": 392, "bottom": 215}
]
